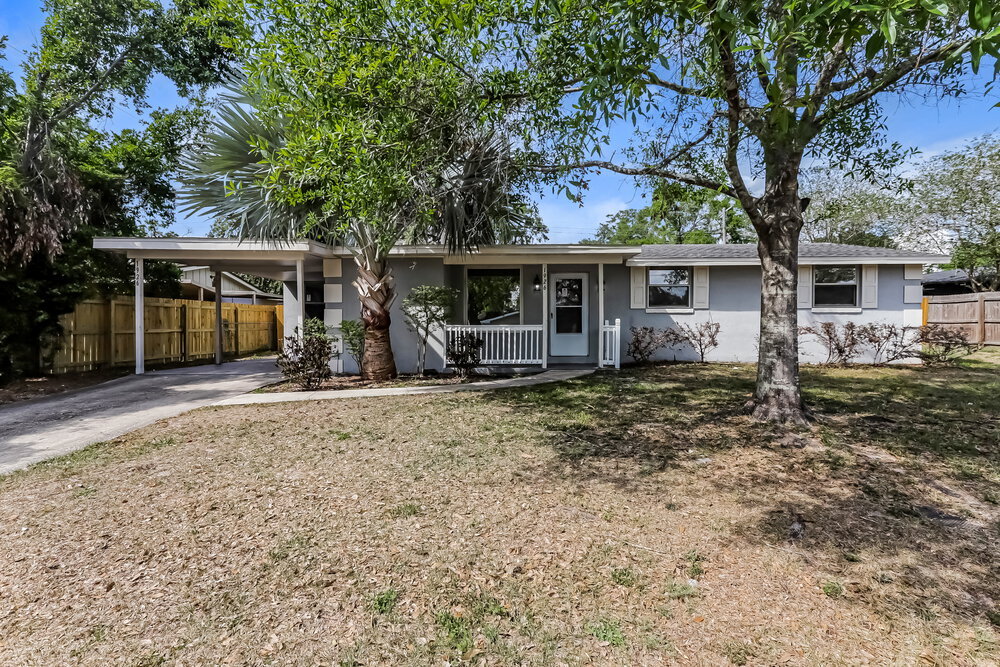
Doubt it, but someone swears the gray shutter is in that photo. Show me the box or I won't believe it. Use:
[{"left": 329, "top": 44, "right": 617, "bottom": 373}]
[
  {"left": 692, "top": 267, "right": 710, "bottom": 309},
  {"left": 797, "top": 265, "right": 813, "bottom": 309},
  {"left": 630, "top": 266, "right": 646, "bottom": 309},
  {"left": 861, "top": 265, "right": 878, "bottom": 308}
]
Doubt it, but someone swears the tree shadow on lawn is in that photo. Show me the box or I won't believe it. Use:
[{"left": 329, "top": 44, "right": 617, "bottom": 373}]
[{"left": 492, "top": 360, "right": 1000, "bottom": 627}]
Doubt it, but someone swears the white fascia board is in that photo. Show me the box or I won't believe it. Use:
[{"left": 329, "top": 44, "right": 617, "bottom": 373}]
[
  {"left": 94, "top": 236, "right": 329, "bottom": 256},
  {"left": 627, "top": 254, "right": 948, "bottom": 267}
]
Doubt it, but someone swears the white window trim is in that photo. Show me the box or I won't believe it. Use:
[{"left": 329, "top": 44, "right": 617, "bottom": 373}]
[
  {"left": 813, "top": 264, "right": 860, "bottom": 309},
  {"left": 646, "top": 307, "right": 695, "bottom": 315},
  {"left": 647, "top": 265, "right": 692, "bottom": 309}
]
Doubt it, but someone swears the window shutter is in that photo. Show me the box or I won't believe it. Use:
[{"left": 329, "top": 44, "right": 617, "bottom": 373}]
[
  {"left": 861, "top": 265, "right": 878, "bottom": 308},
  {"left": 630, "top": 266, "right": 646, "bottom": 309},
  {"left": 797, "top": 265, "right": 812, "bottom": 309},
  {"left": 692, "top": 266, "right": 710, "bottom": 309}
]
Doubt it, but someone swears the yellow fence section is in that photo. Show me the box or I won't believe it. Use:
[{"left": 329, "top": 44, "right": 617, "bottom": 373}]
[{"left": 48, "top": 297, "right": 284, "bottom": 374}]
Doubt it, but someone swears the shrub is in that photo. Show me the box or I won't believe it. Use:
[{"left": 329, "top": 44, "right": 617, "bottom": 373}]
[
  {"left": 917, "top": 324, "right": 981, "bottom": 365},
  {"left": 799, "top": 321, "right": 866, "bottom": 364},
  {"left": 402, "top": 285, "right": 458, "bottom": 374},
  {"left": 858, "top": 322, "right": 919, "bottom": 365},
  {"left": 446, "top": 332, "right": 483, "bottom": 377},
  {"left": 674, "top": 322, "right": 722, "bottom": 362},
  {"left": 277, "top": 318, "right": 336, "bottom": 390},
  {"left": 627, "top": 326, "right": 669, "bottom": 363},
  {"left": 339, "top": 319, "right": 366, "bottom": 375}
]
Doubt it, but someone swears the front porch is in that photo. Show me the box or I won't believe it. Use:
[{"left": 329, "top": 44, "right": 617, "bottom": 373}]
[{"left": 442, "top": 261, "right": 622, "bottom": 370}]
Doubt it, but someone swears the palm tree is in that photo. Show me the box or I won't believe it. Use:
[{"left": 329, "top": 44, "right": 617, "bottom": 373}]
[{"left": 181, "top": 90, "right": 539, "bottom": 380}]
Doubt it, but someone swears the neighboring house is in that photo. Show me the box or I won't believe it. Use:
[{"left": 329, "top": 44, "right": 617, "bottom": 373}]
[
  {"left": 179, "top": 266, "right": 283, "bottom": 305},
  {"left": 95, "top": 238, "right": 945, "bottom": 374}
]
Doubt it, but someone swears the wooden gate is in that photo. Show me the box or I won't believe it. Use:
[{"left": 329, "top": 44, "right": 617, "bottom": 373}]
[{"left": 924, "top": 292, "right": 1000, "bottom": 345}]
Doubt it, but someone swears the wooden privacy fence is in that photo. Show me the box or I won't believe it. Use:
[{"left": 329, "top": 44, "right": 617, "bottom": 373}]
[
  {"left": 48, "top": 297, "right": 285, "bottom": 373},
  {"left": 923, "top": 292, "right": 1000, "bottom": 345}
]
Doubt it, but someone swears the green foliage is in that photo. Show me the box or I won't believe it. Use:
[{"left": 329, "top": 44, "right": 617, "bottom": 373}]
[
  {"left": 446, "top": 333, "right": 483, "bottom": 378},
  {"left": 801, "top": 170, "right": 902, "bottom": 247},
  {"left": 0, "top": 0, "right": 234, "bottom": 380},
  {"left": 585, "top": 182, "right": 753, "bottom": 245},
  {"left": 339, "top": 319, "right": 366, "bottom": 375},
  {"left": 371, "top": 588, "right": 400, "bottom": 615},
  {"left": 906, "top": 134, "right": 1000, "bottom": 291},
  {"left": 402, "top": 285, "right": 458, "bottom": 374},
  {"left": 586, "top": 618, "right": 625, "bottom": 647},
  {"left": 276, "top": 318, "right": 337, "bottom": 390},
  {"left": 822, "top": 580, "right": 845, "bottom": 598}
]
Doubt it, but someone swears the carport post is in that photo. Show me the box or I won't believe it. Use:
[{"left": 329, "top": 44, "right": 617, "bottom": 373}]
[
  {"left": 213, "top": 267, "right": 223, "bottom": 365},
  {"left": 296, "top": 258, "right": 305, "bottom": 336},
  {"left": 134, "top": 257, "right": 145, "bottom": 375}
]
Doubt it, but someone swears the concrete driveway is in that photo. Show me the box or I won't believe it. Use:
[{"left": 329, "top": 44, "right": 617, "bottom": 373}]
[{"left": 0, "top": 358, "right": 281, "bottom": 474}]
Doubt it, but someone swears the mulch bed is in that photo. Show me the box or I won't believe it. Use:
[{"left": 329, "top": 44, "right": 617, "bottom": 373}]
[{"left": 256, "top": 372, "right": 511, "bottom": 393}]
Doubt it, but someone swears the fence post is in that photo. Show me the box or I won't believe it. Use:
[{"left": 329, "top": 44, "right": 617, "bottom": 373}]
[
  {"left": 978, "top": 293, "right": 987, "bottom": 345},
  {"left": 180, "top": 303, "right": 188, "bottom": 362},
  {"left": 921, "top": 297, "right": 928, "bottom": 326},
  {"left": 233, "top": 305, "right": 241, "bottom": 358}
]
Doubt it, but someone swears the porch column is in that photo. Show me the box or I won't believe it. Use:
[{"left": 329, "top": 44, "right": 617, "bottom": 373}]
[
  {"left": 134, "top": 257, "right": 145, "bottom": 375},
  {"left": 598, "top": 262, "right": 605, "bottom": 368},
  {"left": 213, "top": 267, "right": 223, "bottom": 365},
  {"left": 541, "top": 263, "right": 548, "bottom": 369},
  {"left": 295, "top": 258, "right": 305, "bottom": 335}
]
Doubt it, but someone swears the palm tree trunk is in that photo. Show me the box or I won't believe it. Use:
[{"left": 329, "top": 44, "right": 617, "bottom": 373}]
[{"left": 353, "top": 255, "right": 397, "bottom": 380}]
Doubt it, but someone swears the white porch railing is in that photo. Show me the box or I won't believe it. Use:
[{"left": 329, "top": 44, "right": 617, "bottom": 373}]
[
  {"left": 600, "top": 318, "right": 621, "bottom": 369},
  {"left": 444, "top": 324, "right": 544, "bottom": 365}
]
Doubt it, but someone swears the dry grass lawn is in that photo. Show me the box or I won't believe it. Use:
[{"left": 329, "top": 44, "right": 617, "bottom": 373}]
[{"left": 1, "top": 354, "right": 998, "bottom": 665}]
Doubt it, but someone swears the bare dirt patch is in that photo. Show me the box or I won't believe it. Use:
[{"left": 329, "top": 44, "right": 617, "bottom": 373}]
[{"left": 0, "top": 360, "right": 997, "bottom": 664}]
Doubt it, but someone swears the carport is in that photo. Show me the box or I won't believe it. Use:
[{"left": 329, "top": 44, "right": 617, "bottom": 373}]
[{"left": 93, "top": 237, "right": 328, "bottom": 374}]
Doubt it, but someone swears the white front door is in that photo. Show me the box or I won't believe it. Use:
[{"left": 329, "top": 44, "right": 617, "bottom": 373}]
[{"left": 550, "top": 272, "right": 589, "bottom": 357}]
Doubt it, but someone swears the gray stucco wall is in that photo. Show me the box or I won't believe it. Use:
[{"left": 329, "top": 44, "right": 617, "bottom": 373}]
[
  {"left": 284, "top": 258, "right": 924, "bottom": 374},
  {"left": 605, "top": 263, "right": 922, "bottom": 364}
]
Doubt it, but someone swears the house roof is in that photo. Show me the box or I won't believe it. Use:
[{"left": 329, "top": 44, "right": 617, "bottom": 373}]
[
  {"left": 94, "top": 236, "right": 947, "bottom": 270},
  {"left": 627, "top": 243, "right": 947, "bottom": 266},
  {"left": 921, "top": 269, "right": 970, "bottom": 284}
]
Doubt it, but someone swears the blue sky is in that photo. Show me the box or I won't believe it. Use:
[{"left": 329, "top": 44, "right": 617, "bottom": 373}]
[{"left": 3, "top": 0, "right": 999, "bottom": 243}]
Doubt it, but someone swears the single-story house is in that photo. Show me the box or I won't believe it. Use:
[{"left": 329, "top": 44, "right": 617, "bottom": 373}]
[
  {"left": 179, "top": 266, "right": 283, "bottom": 304},
  {"left": 94, "top": 238, "right": 945, "bottom": 374}
]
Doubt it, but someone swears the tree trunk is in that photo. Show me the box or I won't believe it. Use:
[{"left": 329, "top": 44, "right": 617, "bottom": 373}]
[
  {"left": 353, "top": 256, "right": 397, "bottom": 381},
  {"left": 747, "top": 151, "right": 809, "bottom": 425}
]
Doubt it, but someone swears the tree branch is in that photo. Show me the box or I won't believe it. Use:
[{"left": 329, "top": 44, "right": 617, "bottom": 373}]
[
  {"left": 529, "top": 159, "right": 736, "bottom": 197},
  {"left": 816, "top": 39, "right": 973, "bottom": 125}
]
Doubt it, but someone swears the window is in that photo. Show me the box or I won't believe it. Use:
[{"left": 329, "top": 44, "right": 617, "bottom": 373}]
[
  {"left": 648, "top": 267, "right": 690, "bottom": 308},
  {"left": 814, "top": 265, "right": 858, "bottom": 307},
  {"left": 466, "top": 268, "right": 521, "bottom": 324}
]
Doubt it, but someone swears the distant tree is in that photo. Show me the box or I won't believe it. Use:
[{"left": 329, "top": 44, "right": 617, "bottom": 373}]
[
  {"left": 904, "top": 134, "right": 1000, "bottom": 291},
  {"left": 584, "top": 182, "right": 753, "bottom": 245},
  {"left": 402, "top": 286, "right": 459, "bottom": 374},
  {"left": 800, "top": 170, "right": 902, "bottom": 247}
]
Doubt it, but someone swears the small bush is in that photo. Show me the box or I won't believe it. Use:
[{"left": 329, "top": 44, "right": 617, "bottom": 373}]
[
  {"left": 800, "top": 321, "right": 865, "bottom": 364},
  {"left": 627, "top": 326, "right": 670, "bottom": 363},
  {"left": 446, "top": 332, "right": 483, "bottom": 377},
  {"left": 858, "top": 322, "right": 918, "bottom": 365},
  {"left": 674, "top": 322, "right": 722, "bottom": 362},
  {"left": 339, "top": 319, "right": 366, "bottom": 375},
  {"left": 277, "top": 318, "right": 336, "bottom": 390},
  {"left": 917, "top": 323, "right": 981, "bottom": 365}
]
